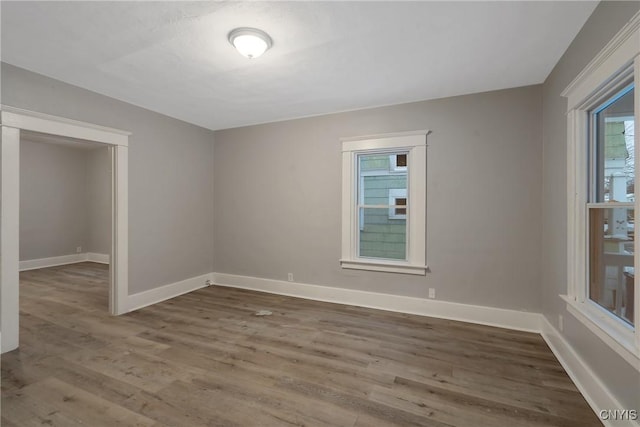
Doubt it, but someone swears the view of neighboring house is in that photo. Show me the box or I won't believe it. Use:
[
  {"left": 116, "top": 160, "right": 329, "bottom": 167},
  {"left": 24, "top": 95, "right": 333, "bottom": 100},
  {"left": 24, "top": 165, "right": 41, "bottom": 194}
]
[{"left": 359, "top": 153, "right": 408, "bottom": 260}]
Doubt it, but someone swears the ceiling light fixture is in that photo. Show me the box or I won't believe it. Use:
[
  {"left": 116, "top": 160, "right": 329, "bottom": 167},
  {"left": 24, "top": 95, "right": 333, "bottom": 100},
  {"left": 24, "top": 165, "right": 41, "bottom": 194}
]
[{"left": 228, "top": 27, "right": 272, "bottom": 59}]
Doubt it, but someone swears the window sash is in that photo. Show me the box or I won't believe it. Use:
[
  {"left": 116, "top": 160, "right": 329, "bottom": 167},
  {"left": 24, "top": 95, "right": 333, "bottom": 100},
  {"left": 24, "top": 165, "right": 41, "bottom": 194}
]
[
  {"left": 357, "top": 206, "right": 408, "bottom": 261},
  {"left": 356, "top": 151, "right": 409, "bottom": 262},
  {"left": 588, "top": 82, "right": 634, "bottom": 204},
  {"left": 585, "top": 203, "right": 634, "bottom": 326}
]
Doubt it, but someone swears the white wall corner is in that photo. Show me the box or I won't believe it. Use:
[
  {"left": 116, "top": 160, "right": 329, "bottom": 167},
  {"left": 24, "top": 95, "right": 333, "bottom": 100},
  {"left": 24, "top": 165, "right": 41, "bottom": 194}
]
[
  {"left": 87, "top": 252, "right": 110, "bottom": 264},
  {"left": 127, "top": 272, "right": 214, "bottom": 312},
  {"left": 539, "top": 315, "right": 637, "bottom": 427}
]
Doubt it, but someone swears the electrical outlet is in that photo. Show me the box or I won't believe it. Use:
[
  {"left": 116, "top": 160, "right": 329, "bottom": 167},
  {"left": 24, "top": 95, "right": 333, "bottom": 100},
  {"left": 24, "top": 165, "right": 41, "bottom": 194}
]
[
  {"left": 558, "top": 314, "right": 564, "bottom": 332},
  {"left": 287, "top": 273, "right": 294, "bottom": 282},
  {"left": 76, "top": 246, "right": 82, "bottom": 253},
  {"left": 428, "top": 288, "right": 436, "bottom": 299}
]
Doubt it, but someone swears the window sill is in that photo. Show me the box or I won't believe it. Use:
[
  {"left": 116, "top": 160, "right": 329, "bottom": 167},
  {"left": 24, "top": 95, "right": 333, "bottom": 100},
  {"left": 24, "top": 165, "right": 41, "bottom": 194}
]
[
  {"left": 560, "top": 294, "right": 639, "bottom": 371},
  {"left": 340, "top": 259, "right": 427, "bottom": 275}
]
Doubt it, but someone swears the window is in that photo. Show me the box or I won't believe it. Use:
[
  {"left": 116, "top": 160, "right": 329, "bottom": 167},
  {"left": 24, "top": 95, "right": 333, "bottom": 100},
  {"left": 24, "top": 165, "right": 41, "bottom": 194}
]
[
  {"left": 388, "top": 189, "right": 407, "bottom": 219},
  {"left": 341, "top": 131, "right": 428, "bottom": 275},
  {"left": 390, "top": 153, "right": 407, "bottom": 171},
  {"left": 588, "top": 85, "right": 635, "bottom": 326},
  {"left": 563, "top": 17, "right": 639, "bottom": 367}
]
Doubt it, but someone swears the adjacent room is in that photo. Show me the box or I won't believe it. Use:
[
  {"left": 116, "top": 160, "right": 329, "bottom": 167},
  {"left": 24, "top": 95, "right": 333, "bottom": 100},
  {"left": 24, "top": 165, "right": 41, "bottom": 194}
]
[
  {"left": 1, "top": 1, "right": 639, "bottom": 426},
  {"left": 19, "top": 133, "right": 112, "bottom": 311}
]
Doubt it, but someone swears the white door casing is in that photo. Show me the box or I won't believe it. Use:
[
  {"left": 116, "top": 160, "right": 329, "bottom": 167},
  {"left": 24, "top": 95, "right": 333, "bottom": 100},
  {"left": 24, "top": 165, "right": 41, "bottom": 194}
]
[{"left": 0, "top": 106, "right": 130, "bottom": 353}]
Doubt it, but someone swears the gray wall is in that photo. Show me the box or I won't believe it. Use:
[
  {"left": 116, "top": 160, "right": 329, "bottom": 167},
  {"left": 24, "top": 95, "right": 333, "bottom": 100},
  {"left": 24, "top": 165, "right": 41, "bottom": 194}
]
[
  {"left": 20, "top": 140, "right": 88, "bottom": 260},
  {"left": 213, "top": 85, "right": 542, "bottom": 312},
  {"left": 86, "top": 146, "right": 111, "bottom": 255},
  {"left": 20, "top": 141, "right": 111, "bottom": 261},
  {"left": 3, "top": 63, "right": 215, "bottom": 294},
  {"left": 541, "top": 1, "right": 640, "bottom": 410}
]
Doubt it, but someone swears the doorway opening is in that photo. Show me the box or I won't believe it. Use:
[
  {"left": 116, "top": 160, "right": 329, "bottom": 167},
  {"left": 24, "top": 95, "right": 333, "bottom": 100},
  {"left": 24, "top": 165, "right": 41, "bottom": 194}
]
[
  {"left": 20, "top": 131, "right": 111, "bottom": 319},
  {"left": 1, "top": 106, "right": 130, "bottom": 353}
]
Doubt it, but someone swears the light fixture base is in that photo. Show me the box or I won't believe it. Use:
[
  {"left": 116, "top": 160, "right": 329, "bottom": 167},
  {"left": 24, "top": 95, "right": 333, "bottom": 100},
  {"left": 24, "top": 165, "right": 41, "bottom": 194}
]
[{"left": 228, "top": 27, "right": 273, "bottom": 59}]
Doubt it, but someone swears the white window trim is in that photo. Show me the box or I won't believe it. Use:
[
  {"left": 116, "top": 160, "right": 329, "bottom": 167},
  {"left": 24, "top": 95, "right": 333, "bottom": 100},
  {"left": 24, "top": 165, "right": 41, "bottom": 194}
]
[
  {"left": 388, "top": 188, "right": 407, "bottom": 219},
  {"left": 341, "top": 130, "right": 428, "bottom": 275},
  {"left": 562, "top": 11, "right": 640, "bottom": 369}
]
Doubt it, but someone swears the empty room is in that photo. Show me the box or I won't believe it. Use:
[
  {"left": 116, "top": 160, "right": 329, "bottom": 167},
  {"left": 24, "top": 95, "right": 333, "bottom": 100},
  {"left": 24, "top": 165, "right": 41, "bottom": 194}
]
[{"left": 1, "top": 1, "right": 639, "bottom": 426}]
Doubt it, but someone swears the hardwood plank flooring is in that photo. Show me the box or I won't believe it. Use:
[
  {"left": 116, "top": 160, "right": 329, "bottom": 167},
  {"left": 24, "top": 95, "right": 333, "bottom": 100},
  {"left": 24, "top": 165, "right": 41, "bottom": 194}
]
[{"left": 2, "top": 262, "right": 601, "bottom": 426}]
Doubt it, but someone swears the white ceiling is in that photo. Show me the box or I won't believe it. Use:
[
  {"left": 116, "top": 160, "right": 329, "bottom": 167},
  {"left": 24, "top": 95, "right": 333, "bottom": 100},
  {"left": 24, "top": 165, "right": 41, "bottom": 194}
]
[{"left": 1, "top": 1, "right": 598, "bottom": 131}]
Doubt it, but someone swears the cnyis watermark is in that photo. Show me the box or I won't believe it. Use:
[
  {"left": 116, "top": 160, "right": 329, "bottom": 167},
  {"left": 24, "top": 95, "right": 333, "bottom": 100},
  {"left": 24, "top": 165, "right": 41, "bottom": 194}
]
[{"left": 599, "top": 409, "right": 638, "bottom": 421}]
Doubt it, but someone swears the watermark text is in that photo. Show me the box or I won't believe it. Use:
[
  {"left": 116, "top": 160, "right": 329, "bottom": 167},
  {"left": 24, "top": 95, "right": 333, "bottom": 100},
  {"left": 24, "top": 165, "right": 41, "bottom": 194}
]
[{"left": 599, "top": 409, "right": 638, "bottom": 421}]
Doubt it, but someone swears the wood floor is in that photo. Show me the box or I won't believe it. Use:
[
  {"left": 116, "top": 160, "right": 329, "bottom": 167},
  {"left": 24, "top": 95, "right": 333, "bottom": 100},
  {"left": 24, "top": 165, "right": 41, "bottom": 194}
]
[{"left": 2, "top": 262, "right": 600, "bottom": 427}]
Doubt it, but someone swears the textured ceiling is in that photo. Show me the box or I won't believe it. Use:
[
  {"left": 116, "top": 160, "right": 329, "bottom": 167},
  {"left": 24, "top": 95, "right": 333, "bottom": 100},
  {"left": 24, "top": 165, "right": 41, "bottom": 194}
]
[{"left": 1, "top": 1, "right": 598, "bottom": 130}]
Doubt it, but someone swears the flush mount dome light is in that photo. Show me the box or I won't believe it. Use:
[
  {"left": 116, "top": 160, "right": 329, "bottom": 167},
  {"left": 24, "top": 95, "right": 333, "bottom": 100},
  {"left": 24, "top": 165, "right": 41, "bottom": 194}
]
[{"left": 228, "top": 27, "right": 272, "bottom": 59}]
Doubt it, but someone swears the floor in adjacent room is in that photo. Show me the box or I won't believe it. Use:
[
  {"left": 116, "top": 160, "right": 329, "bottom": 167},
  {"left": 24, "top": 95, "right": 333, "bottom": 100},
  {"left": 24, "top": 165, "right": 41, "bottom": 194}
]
[{"left": 1, "top": 262, "right": 600, "bottom": 426}]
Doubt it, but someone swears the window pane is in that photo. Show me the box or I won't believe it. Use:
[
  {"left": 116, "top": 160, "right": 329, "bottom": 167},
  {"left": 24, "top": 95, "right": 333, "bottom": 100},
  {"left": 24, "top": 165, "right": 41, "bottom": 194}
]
[
  {"left": 589, "top": 207, "right": 634, "bottom": 326},
  {"left": 359, "top": 207, "right": 406, "bottom": 260},
  {"left": 358, "top": 153, "right": 407, "bottom": 204},
  {"left": 593, "top": 86, "right": 634, "bottom": 203}
]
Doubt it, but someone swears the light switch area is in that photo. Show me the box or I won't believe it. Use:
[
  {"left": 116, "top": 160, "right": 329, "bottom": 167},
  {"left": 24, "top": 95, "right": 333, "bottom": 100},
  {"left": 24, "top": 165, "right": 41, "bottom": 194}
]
[
  {"left": 428, "top": 288, "right": 436, "bottom": 299},
  {"left": 287, "top": 273, "right": 294, "bottom": 282}
]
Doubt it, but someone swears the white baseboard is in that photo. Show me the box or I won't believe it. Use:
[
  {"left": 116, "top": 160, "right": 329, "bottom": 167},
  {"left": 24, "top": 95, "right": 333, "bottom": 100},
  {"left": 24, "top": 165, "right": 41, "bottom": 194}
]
[
  {"left": 540, "top": 316, "right": 637, "bottom": 427},
  {"left": 19, "top": 253, "right": 87, "bottom": 271},
  {"left": 19, "top": 252, "right": 110, "bottom": 271},
  {"left": 87, "top": 252, "right": 109, "bottom": 264},
  {"left": 127, "top": 273, "right": 213, "bottom": 312},
  {"left": 211, "top": 272, "right": 541, "bottom": 332}
]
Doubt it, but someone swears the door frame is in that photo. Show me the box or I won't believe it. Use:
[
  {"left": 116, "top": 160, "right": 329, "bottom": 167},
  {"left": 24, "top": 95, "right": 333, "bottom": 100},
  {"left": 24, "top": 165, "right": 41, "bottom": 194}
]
[{"left": 1, "top": 105, "right": 130, "bottom": 353}]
